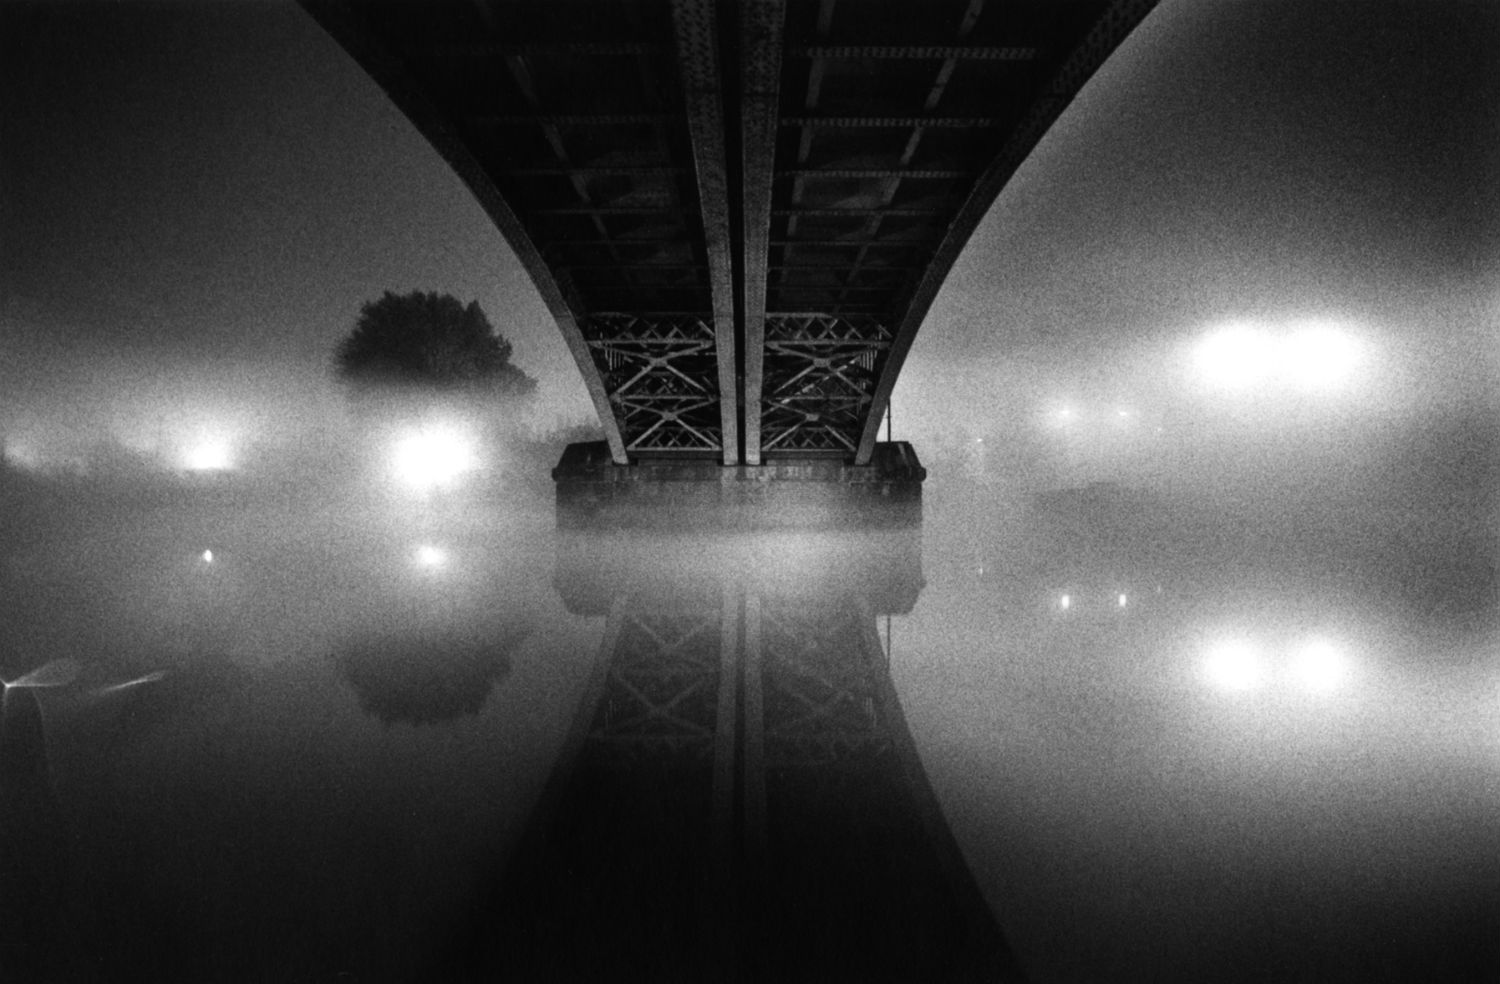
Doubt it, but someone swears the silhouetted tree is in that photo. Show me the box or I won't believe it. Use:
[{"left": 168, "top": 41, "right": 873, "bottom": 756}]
[{"left": 334, "top": 291, "right": 537, "bottom": 400}]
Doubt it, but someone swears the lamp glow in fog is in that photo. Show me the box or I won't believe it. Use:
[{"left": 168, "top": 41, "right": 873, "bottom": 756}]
[
  {"left": 201, "top": 549, "right": 214, "bottom": 564},
  {"left": 1291, "top": 637, "right": 1348, "bottom": 693},
  {"left": 1193, "top": 320, "right": 1366, "bottom": 396},
  {"left": 1194, "top": 325, "right": 1275, "bottom": 391},
  {"left": 1059, "top": 593, "right": 1072, "bottom": 611},
  {"left": 414, "top": 544, "right": 448, "bottom": 568},
  {"left": 1282, "top": 324, "right": 1361, "bottom": 392},
  {"left": 392, "top": 425, "right": 479, "bottom": 491},
  {"left": 184, "top": 438, "right": 234, "bottom": 472},
  {"left": 1203, "top": 639, "right": 1266, "bottom": 692}
]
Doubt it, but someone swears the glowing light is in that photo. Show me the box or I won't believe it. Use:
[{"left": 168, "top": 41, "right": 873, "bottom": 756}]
[
  {"left": 392, "top": 425, "right": 479, "bottom": 491},
  {"left": 1202, "top": 638, "right": 1266, "bottom": 692},
  {"left": 1059, "top": 594, "right": 1072, "bottom": 611},
  {"left": 1291, "top": 637, "right": 1349, "bottom": 693},
  {"left": 1194, "top": 320, "right": 1368, "bottom": 396},
  {"left": 1118, "top": 593, "right": 1128, "bottom": 608},
  {"left": 1, "top": 659, "right": 81, "bottom": 691},
  {"left": 414, "top": 544, "right": 448, "bottom": 568},
  {"left": 1282, "top": 324, "right": 1361, "bottom": 392},
  {"left": 184, "top": 438, "right": 234, "bottom": 472},
  {"left": 98, "top": 671, "right": 167, "bottom": 695},
  {"left": 201, "top": 549, "right": 214, "bottom": 564},
  {"left": 1194, "top": 325, "right": 1275, "bottom": 391}
]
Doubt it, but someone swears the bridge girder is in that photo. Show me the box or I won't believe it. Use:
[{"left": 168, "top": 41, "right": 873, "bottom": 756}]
[{"left": 299, "top": 0, "right": 1159, "bottom": 465}]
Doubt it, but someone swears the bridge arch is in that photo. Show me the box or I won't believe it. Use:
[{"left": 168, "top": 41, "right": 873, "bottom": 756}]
[{"left": 299, "top": 0, "right": 1159, "bottom": 466}]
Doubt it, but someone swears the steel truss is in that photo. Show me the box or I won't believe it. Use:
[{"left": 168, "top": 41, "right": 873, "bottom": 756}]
[
  {"left": 759, "top": 314, "right": 891, "bottom": 455},
  {"left": 758, "top": 599, "right": 889, "bottom": 766},
  {"left": 585, "top": 313, "right": 724, "bottom": 454},
  {"left": 589, "top": 609, "right": 723, "bottom": 762}
]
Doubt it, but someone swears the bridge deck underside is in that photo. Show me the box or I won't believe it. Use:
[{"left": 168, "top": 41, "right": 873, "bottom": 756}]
[{"left": 300, "top": 0, "right": 1157, "bottom": 464}]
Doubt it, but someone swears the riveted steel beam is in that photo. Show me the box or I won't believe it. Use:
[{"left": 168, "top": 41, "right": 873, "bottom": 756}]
[
  {"left": 670, "top": 0, "right": 739, "bottom": 465},
  {"left": 795, "top": 45, "right": 1038, "bottom": 60},
  {"left": 739, "top": 0, "right": 787, "bottom": 465},
  {"left": 854, "top": 0, "right": 1161, "bottom": 465},
  {"left": 780, "top": 115, "right": 1002, "bottom": 128}
]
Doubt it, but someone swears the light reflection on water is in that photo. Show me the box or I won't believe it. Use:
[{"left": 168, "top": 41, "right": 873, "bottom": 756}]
[{"left": 0, "top": 482, "right": 1495, "bottom": 980}]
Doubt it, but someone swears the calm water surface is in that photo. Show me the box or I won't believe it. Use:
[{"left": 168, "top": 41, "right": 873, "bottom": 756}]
[{"left": 1, "top": 477, "right": 1494, "bottom": 981}]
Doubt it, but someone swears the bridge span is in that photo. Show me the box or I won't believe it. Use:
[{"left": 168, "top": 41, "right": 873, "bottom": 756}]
[{"left": 300, "top": 0, "right": 1157, "bottom": 477}]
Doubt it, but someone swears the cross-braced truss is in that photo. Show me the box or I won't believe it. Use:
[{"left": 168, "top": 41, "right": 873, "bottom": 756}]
[
  {"left": 585, "top": 313, "right": 723, "bottom": 454},
  {"left": 758, "top": 599, "right": 890, "bottom": 766},
  {"left": 303, "top": 0, "right": 1158, "bottom": 466},
  {"left": 760, "top": 315, "right": 891, "bottom": 455},
  {"left": 589, "top": 609, "right": 723, "bottom": 763}
]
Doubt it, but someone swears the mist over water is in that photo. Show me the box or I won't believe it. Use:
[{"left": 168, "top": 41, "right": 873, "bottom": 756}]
[{"left": 1, "top": 390, "right": 1495, "bottom": 981}]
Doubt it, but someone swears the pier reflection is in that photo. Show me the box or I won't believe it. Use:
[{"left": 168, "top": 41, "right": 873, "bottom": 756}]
[{"left": 464, "top": 529, "right": 1019, "bottom": 982}]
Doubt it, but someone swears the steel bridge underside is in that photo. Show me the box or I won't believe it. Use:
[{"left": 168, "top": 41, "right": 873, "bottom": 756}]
[{"left": 300, "top": 0, "right": 1157, "bottom": 466}]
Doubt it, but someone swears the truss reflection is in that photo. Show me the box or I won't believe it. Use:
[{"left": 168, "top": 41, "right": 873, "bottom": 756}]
[{"left": 461, "top": 529, "right": 1018, "bottom": 982}]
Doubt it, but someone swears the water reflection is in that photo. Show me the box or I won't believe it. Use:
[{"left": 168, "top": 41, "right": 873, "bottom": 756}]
[
  {"left": 334, "top": 622, "right": 530, "bottom": 726},
  {"left": 460, "top": 530, "right": 1020, "bottom": 983}
]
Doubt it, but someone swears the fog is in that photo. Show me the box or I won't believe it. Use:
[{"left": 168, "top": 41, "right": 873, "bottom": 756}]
[
  {"left": 2, "top": 387, "right": 1495, "bottom": 979},
  {"left": 4, "top": 0, "right": 1498, "bottom": 978}
]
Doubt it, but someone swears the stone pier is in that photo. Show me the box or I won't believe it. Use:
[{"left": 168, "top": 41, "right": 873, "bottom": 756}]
[{"left": 552, "top": 441, "right": 926, "bottom": 530}]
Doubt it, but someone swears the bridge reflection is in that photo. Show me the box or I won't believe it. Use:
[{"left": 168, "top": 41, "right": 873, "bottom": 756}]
[{"left": 460, "top": 530, "right": 1020, "bottom": 982}]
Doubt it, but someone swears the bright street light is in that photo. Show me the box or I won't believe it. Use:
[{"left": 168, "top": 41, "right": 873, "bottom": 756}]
[
  {"left": 183, "top": 437, "right": 235, "bottom": 472},
  {"left": 392, "top": 424, "right": 479, "bottom": 492},
  {"left": 1202, "top": 638, "right": 1266, "bottom": 692}
]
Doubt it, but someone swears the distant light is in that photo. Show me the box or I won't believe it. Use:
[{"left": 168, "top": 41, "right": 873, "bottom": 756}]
[
  {"left": 1203, "top": 638, "right": 1266, "bottom": 692},
  {"left": 98, "top": 670, "right": 168, "bottom": 695},
  {"left": 1291, "top": 637, "right": 1348, "bottom": 693},
  {"left": 201, "top": 549, "right": 214, "bottom": 564},
  {"left": 415, "top": 544, "right": 448, "bottom": 568},
  {"left": 1118, "top": 593, "right": 1128, "bottom": 608},
  {"left": 1059, "top": 593, "right": 1072, "bottom": 611},
  {"left": 1116, "top": 409, "right": 1130, "bottom": 419},
  {"left": 184, "top": 439, "right": 234, "bottom": 472},
  {"left": 392, "top": 425, "right": 479, "bottom": 491},
  {"left": 1194, "top": 325, "right": 1275, "bottom": 391}
]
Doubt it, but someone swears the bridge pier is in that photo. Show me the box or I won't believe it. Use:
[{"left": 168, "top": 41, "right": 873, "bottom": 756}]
[{"left": 552, "top": 441, "right": 925, "bottom": 530}]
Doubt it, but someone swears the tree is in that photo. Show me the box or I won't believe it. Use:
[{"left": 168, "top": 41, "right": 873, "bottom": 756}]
[{"left": 334, "top": 290, "right": 537, "bottom": 400}]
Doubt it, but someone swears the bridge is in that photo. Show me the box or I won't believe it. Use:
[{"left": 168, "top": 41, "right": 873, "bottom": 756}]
[{"left": 300, "top": 0, "right": 1158, "bottom": 517}]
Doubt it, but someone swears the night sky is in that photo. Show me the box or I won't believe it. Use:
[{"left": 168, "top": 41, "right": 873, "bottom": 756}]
[{"left": 2, "top": 0, "right": 1497, "bottom": 466}]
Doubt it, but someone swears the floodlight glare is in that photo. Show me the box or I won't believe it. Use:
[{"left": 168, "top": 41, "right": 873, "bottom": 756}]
[
  {"left": 1202, "top": 638, "right": 1266, "bottom": 692},
  {"left": 1291, "top": 637, "right": 1348, "bottom": 693},
  {"left": 184, "top": 439, "right": 234, "bottom": 472},
  {"left": 1194, "top": 325, "right": 1275, "bottom": 391},
  {"left": 392, "top": 425, "right": 479, "bottom": 491},
  {"left": 1281, "top": 324, "right": 1361, "bottom": 392},
  {"left": 414, "top": 544, "right": 448, "bottom": 568}
]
